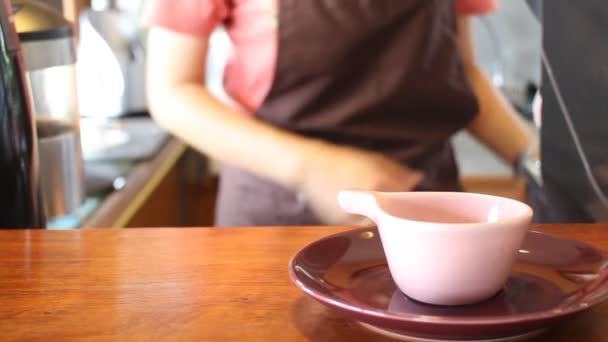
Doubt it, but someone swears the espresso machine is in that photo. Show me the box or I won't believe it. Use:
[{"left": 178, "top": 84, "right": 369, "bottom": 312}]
[
  {"left": 78, "top": 0, "right": 147, "bottom": 119},
  {"left": 12, "top": 0, "right": 86, "bottom": 221},
  {"left": 0, "top": 0, "right": 44, "bottom": 228}
]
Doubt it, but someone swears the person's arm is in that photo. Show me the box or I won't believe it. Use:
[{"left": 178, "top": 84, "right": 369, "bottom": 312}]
[
  {"left": 146, "top": 27, "right": 422, "bottom": 224},
  {"left": 146, "top": 27, "right": 319, "bottom": 189},
  {"left": 457, "top": 17, "right": 535, "bottom": 167}
]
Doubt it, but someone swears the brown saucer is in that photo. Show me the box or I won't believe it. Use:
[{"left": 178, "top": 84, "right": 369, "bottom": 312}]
[{"left": 289, "top": 228, "right": 608, "bottom": 341}]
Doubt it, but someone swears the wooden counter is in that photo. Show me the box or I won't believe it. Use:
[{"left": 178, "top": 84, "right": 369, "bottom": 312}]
[{"left": 0, "top": 224, "right": 606, "bottom": 341}]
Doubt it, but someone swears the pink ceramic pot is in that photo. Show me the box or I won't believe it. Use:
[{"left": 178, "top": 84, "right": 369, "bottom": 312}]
[{"left": 338, "top": 191, "right": 533, "bottom": 306}]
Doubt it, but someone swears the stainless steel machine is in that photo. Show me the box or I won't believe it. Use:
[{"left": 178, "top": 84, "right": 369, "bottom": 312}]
[
  {"left": 13, "top": 0, "right": 85, "bottom": 220},
  {"left": 77, "top": 0, "right": 147, "bottom": 119}
]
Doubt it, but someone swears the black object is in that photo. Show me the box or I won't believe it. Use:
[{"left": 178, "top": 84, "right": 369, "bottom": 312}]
[
  {"left": 0, "top": 0, "right": 44, "bottom": 228},
  {"left": 530, "top": 0, "right": 608, "bottom": 222}
]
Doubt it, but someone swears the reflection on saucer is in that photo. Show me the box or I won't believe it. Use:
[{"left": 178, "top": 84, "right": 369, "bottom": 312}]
[{"left": 359, "top": 322, "right": 546, "bottom": 342}]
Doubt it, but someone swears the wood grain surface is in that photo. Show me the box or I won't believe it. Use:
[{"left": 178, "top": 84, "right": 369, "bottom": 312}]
[{"left": 0, "top": 225, "right": 606, "bottom": 341}]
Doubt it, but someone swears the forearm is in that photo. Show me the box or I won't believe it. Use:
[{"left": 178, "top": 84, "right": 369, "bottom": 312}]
[
  {"left": 146, "top": 27, "right": 327, "bottom": 189},
  {"left": 457, "top": 17, "right": 534, "bottom": 166},
  {"left": 465, "top": 64, "right": 535, "bottom": 166},
  {"left": 149, "top": 84, "right": 318, "bottom": 189}
]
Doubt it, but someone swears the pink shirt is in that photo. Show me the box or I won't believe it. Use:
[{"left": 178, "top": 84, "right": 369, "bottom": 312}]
[{"left": 144, "top": 0, "right": 497, "bottom": 112}]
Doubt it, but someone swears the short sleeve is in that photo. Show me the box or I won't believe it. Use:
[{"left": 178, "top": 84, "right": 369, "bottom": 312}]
[
  {"left": 142, "top": 0, "right": 229, "bottom": 36},
  {"left": 456, "top": 0, "right": 498, "bottom": 16}
]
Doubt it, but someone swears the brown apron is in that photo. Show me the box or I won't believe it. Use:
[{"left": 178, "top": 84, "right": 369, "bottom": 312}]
[{"left": 216, "top": 0, "right": 479, "bottom": 226}]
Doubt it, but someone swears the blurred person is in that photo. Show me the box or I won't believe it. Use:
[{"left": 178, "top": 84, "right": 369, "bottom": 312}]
[{"left": 143, "top": 0, "right": 533, "bottom": 226}]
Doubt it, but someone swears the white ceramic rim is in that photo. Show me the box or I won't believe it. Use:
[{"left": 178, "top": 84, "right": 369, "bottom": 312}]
[{"left": 373, "top": 191, "right": 534, "bottom": 230}]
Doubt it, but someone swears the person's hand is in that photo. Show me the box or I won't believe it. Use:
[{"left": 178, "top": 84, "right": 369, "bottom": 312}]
[{"left": 297, "top": 141, "right": 424, "bottom": 225}]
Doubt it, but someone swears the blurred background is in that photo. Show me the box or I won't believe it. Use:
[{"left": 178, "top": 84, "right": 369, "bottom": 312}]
[{"left": 16, "top": 0, "right": 544, "bottom": 228}]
